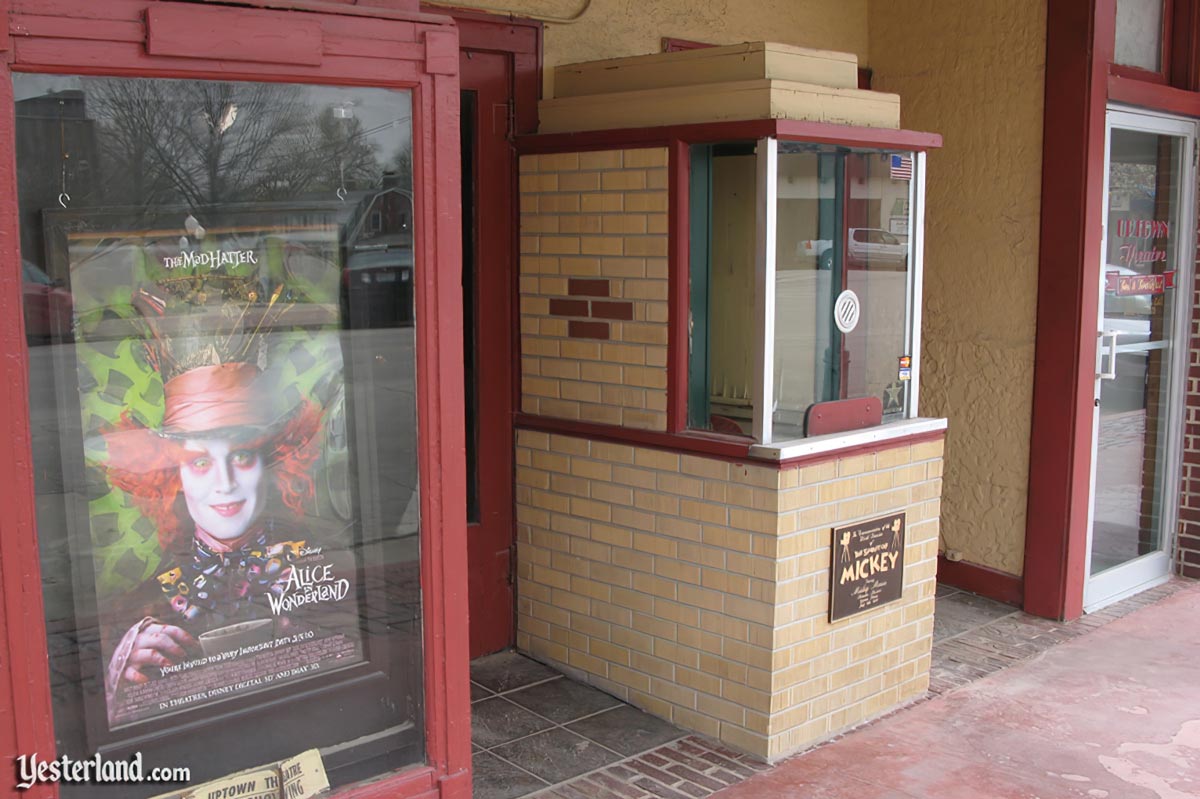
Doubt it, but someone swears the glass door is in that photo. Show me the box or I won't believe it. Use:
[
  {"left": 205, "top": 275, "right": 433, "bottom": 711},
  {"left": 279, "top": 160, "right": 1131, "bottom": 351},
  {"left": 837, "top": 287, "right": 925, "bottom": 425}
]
[{"left": 1085, "top": 109, "right": 1195, "bottom": 610}]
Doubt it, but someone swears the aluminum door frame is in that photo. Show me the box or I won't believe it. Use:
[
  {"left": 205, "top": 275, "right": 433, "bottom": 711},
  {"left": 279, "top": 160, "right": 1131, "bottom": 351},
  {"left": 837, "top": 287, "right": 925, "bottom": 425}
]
[{"left": 1084, "top": 106, "right": 1197, "bottom": 611}]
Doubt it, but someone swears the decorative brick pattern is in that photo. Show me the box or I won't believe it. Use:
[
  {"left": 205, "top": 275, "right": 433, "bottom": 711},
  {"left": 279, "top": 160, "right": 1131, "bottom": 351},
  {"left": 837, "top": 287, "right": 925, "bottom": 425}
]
[
  {"left": 534, "top": 737, "right": 769, "bottom": 799},
  {"left": 515, "top": 429, "right": 943, "bottom": 761},
  {"left": 519, "top": 149, "right": 670, "bottom": 431},
  {"left": 529, "top": 582, "right": 1190, "bottom": 799},
  {"left": 1180, "top": 199, "right": 1200, "bottom": 577},
  {"left": 929, "top": 578, "right": 1190, "bottom": 695}
]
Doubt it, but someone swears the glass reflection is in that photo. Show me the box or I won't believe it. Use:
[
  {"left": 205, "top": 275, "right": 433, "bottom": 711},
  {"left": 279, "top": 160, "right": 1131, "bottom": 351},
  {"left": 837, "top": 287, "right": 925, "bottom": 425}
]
[{"left": 16, "top": 74, "right": 424, "bottom": 796}]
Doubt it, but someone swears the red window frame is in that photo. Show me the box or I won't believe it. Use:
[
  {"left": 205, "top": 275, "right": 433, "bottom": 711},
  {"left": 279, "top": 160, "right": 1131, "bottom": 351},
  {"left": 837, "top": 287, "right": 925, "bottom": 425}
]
[
  {"left": 514, "top": 119, "right": 941, "bottom": 464},
  {"left": 1109, "top": 0, "right": 1175, "bottom": 84},
  {"left": 0, "top": 2, "right": 471, "bottom": 798}
]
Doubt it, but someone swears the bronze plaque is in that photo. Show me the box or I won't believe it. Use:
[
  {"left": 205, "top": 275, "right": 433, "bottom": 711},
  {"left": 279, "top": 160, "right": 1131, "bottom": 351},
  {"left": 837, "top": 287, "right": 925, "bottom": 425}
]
[{"left": 830, "top": 512, "right": 906, "bottom": 622}]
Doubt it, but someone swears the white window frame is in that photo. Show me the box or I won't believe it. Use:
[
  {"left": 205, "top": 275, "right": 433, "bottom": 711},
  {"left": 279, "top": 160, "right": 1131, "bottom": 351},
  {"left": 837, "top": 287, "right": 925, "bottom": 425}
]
[{"left": 746, "top": 139, "right": 934, "bottom": 457}]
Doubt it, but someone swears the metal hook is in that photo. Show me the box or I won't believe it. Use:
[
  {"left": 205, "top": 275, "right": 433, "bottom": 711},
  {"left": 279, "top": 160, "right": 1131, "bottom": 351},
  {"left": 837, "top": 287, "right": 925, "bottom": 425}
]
[
  {"left": 58, "top": 192, "right": 70, "bottom": 208},
  {"left": 336, "top": 187, "right": 347, "bottom": 203}
]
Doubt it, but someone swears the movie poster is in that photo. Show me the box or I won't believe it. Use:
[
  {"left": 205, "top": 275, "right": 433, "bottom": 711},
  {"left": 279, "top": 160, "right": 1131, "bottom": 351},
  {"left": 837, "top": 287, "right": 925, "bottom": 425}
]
[{"left": 62, "top": 207, "right": 367, "bottom": 729}]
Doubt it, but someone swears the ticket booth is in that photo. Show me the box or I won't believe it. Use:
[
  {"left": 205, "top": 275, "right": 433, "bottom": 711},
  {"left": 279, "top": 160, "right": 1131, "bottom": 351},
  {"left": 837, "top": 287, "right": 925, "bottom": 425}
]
[
  {"left": 0, "top": 2, "right": 471, "bottom": 797},
  {"left": 508, "top": 43, "right": 947, "bottom": 761}
]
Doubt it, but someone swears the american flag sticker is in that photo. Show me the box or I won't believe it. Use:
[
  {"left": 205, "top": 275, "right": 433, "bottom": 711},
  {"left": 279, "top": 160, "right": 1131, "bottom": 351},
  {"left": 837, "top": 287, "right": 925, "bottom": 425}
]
[{"left": 890, "top": 154, "right": 912, "bottom": 181}]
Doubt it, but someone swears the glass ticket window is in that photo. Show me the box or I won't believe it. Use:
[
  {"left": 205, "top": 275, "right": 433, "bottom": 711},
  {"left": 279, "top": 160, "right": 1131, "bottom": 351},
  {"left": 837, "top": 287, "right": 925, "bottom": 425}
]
[
  {"left": 688, "top": 138, "right": 924, "bottom": 445},
  {"left": 16, "top": 74, "right": 424, "bottom": 796}
]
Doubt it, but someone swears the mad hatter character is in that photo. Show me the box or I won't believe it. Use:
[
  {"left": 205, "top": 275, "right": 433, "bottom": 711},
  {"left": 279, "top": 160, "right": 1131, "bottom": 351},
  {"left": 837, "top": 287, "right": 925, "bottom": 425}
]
[{"left": 98, "top": 282, "right": 326, "bottom": 721}]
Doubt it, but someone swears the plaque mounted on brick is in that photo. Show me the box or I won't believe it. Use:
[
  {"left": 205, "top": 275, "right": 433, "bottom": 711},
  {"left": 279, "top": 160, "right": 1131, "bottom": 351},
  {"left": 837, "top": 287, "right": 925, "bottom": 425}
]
[{"left": 830, "top": 512, "right": 906, "bottom": 622}]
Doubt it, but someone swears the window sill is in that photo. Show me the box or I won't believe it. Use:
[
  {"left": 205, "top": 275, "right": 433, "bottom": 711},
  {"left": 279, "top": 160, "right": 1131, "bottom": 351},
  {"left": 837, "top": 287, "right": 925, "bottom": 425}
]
[{"left": 749, "top": 417, "right": 948, "bottom": 462}]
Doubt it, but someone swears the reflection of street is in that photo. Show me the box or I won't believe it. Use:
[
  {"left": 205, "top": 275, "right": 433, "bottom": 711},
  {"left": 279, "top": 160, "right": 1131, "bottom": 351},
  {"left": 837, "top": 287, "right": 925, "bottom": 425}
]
[
  {"left": 1091, "top": 409, "right": 1148, "bottom": 574},
  {"left": 1100, "top": 350, "right": 1151, "bottom": 414}
]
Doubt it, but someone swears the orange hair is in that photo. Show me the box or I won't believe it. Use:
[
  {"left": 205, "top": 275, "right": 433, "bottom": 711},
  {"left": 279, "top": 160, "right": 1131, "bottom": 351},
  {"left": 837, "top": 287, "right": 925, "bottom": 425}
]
[{"left": 103, "top": 401, "right": 325, "bottom": 552}]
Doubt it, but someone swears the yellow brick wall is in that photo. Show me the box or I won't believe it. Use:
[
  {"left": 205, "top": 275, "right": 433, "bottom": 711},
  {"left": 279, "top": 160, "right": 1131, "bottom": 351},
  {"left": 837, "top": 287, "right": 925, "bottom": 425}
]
[
  {"left": 519, "top": 149, "right": 670, "bottom": 430},
  {"left": 766, "top": 439, "right": 942, "bottom": 758},
  {"left": 515, "top": 429, "right": 943, "bottom": 760}
]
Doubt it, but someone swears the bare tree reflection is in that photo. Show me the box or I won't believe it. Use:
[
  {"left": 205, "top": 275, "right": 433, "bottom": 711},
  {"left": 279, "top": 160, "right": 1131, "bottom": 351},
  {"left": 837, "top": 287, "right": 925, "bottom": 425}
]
[{"left": 88, "top": 80, "right": 382, "bottom": 208}]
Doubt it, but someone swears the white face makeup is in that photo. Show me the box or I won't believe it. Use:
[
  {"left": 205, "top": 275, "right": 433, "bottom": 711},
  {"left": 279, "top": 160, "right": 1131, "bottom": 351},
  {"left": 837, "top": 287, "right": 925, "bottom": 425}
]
[{"left": 178, "top": 438, "right": 267, "bottom": 541}]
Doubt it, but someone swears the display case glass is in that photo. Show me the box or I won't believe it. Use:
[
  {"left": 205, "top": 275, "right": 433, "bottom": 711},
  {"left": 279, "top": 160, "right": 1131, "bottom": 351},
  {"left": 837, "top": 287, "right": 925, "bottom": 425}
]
[{"left": 16, "top": 73, "right": 425, "bottom": 797}]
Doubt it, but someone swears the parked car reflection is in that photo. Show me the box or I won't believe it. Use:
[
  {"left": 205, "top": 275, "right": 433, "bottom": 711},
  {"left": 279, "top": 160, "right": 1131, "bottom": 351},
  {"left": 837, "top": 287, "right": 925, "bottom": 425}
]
[
  {"left": 796, "top": 227, "right": 908, "bottom": 270},
  {"left": 341, "top": 244, "right": 414, "bottom": 329},
  {"left": 23, "top": 260, "right": 73, "bottom": 345},
  {"left": 848, "top": 227, "right": 907, "bottom": 266}
]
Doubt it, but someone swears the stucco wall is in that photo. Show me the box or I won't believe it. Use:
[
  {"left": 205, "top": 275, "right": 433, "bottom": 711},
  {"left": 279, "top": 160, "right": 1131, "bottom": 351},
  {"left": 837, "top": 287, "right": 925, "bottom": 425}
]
[
  {"left": 867, "top": 0, "right": 1047, "bottom": 576},
  {"left": 543, "top": 0, "right": 869, "bottom": 90},
  {"left": 431, "top": 0, "right": 870, "bottom": 96}
]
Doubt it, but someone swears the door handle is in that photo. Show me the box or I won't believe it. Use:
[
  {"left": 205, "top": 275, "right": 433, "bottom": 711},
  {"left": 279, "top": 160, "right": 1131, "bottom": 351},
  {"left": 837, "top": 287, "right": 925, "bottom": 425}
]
[{"left": 1099, "top": 330, "right": 1119, "bottom": 380}]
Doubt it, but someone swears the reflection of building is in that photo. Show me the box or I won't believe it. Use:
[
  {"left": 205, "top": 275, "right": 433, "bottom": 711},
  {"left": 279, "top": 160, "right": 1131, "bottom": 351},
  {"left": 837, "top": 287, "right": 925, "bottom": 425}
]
[
  {"left": 343, "top": 182, "right": 415, "bottom": 328},
  {"left": 15, "top": 90, "right": 98, "bottom": 275},
  {"left": 4, "top": 3, "right": 1200, "bottom": 799}
]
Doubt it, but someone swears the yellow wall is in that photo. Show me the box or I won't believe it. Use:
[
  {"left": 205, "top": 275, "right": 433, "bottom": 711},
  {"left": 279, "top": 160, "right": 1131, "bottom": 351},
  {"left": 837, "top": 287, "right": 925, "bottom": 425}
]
[
  {"left": 443, "top": 0, "right": 1046, "bottom": 577},
  {"left": 429, "top": 0, "right": 870, "bottom": 96},
  {"left": 867, "top": 0, "right": 1047, "bottom": 576}
]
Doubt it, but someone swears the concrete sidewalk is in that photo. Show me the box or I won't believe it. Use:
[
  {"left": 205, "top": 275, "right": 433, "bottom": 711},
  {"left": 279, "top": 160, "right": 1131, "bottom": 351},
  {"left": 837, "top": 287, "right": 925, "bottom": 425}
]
[{"left": 712, "top": 580, "right": 1200, "bottom": 799}]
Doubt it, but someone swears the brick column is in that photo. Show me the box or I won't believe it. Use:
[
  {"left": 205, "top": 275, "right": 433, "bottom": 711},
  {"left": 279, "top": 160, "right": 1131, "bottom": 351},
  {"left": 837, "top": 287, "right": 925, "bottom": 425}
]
[{"left": 1178, "top": 174, "right": 1200, "bottom": 578}]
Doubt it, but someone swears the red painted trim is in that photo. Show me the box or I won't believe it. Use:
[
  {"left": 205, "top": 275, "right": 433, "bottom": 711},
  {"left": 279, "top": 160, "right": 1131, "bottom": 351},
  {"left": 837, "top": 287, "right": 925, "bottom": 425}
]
[
  {"left": 517, "top": 119, "right": 942, "bottom": 155},
  {"left": 1108, "top": 73, "right": 1200, "bottom": 114},
  {"left": 336, "top": 767, "right": 437, "bottom": 799},
  {"left": 393, "top": 39, "right": 474, "bottom": 799},
  {"left": 337, "top": 764, "right": 469, "bottom": 799},
  {"left": 667, "top": 139, "right": 690, "bottom": 433},
  {"left": 1163, "top": 0, "right": 1177, "bottom": 82},
  {"left": 164, "top": 0, "right": 448, "bottom": 24},
  {"left": 146, "top": 5, "right": 324, "bottom": 65},
  {"left": 448, "top": 11, "right": 540, "bottom": 658},
  {"left": 0, "top": 38, "right": 55, "bottom": 799},
  {"left": 458, "top": 44, "right": 517, "bottom": 657},
  {"left": 1024, "top": 0, "right": 1112, "bottom": 622},
  {"left": 515, "top": 414, "right": 946, "bottom": 471},
  {"left": 517, "top": 413, "right": 753, "bottom": 460},
  {"left": 1169, "top": 0, "right": 1200, "bottom": 90},
  {"left": 805, "top": 397, "right": 884, "bottom": 437},
  {"left": 1111, "top": 63, "right": 1169, "bottom": 84},
  {"left": 937, "top": 557, "right": 1024, "bottom": 608},
  {"left": 0, "top": 4, "right": 470, "bottom": 798},
  {"left": 435, "top": 6, "right": 541, "bottom": 134},
  {"left": 1109, "top": 0, "right": 1173, "bottom": 84},
  {"left": 661, "top": 37, "right": 713, "bottom": 52}
]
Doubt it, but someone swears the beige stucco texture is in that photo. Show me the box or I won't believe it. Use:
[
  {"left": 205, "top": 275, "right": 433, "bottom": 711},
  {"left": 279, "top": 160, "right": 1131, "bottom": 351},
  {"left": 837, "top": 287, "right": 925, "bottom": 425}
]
[
  {"left": 516, "top": 431, "right": 943, "bottom": 760},
  {"left": 868, "top": 0, "right": 1048, "bottom": 576},
  {"left": 438, "top": 0, "right": 868, "bottom": 97}
]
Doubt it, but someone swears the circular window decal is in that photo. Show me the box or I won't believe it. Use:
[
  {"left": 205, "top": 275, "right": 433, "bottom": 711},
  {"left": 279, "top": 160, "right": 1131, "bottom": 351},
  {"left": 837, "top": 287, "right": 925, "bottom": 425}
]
[{"left": 834, "top": 289, "right": 861, "bottom": 334}]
